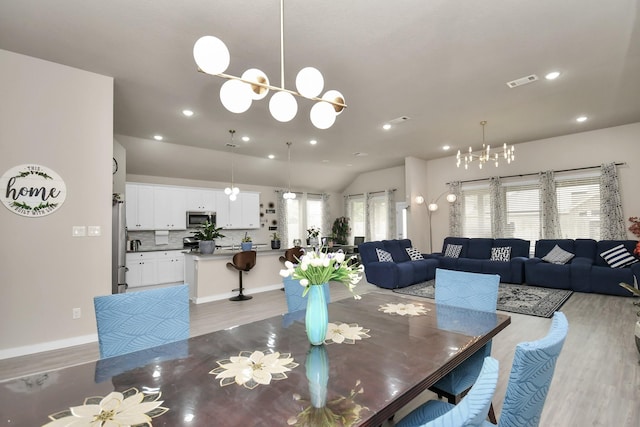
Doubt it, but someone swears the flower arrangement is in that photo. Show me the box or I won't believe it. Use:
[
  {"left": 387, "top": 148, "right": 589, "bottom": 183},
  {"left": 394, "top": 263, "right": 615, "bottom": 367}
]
[
  {"left": 279, "top": 248, "right": 363, "bottom": 299},
  {"left": 629, "top": 217, "right": 640, "bottom": 255},
  {"left": 307, "top": 226, "right": 321, "bottom": 239}
]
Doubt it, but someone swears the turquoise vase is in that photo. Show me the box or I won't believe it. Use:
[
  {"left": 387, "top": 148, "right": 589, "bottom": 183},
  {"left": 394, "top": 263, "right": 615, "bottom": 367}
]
[
  {"left": 305, "top": 284, "right": 329, "bottom": 345},
  {"left": 305, "top": 345, "right": 329, "bottom": 408}
]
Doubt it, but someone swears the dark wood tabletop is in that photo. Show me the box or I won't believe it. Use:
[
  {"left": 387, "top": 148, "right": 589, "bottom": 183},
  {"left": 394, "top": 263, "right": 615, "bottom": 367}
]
[{"left": 0, "top": 293, "right": 510, "bottom": 427}]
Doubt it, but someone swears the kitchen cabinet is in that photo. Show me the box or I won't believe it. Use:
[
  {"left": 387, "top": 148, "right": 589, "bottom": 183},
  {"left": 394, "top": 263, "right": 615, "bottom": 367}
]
[
  {"left": 156, "top": 251, "right": 185, "bottom": 284},
  {"left": 154, "top": 186, "right": 186, "bottom": 230},
  {"left": 126, "top": 252, "right": 157, "bottom": 288},
  {"left": 126, "top": 250, "right": 185, "bottom": 288},
  {"left": 215, "top": 191, "right": 260, "bottom": 229},
  {"left": 186, "top": 188, "right": 216, "bottom": 211},
  {"left": 126, "top": 184, "right": 155, "bottom": 230}
]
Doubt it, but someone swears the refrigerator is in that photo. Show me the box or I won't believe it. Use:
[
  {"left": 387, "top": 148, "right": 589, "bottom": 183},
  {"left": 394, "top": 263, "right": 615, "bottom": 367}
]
[{"left": 112, "top": 197, "right": 128, "bottom": 294}]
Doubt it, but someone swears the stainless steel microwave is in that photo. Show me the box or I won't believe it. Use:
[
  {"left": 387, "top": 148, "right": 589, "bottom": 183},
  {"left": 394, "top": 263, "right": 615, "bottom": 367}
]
[{"left": 186, "top": 211, "right": 216, "bottom": 228}]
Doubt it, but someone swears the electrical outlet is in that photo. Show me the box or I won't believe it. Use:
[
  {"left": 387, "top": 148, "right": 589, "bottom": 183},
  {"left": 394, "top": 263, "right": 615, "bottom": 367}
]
[
  {"left": 72, "top": 308, "right": 81, "bottom": 319},
  {"left": 88, "top": 226, "right": 102, "bottom": 236},
  {"left": 72, "top": 226, "right": 86, "bottom": 237}
]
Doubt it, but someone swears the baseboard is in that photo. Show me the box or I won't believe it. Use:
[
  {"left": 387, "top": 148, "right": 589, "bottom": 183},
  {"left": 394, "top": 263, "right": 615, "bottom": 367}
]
[
  {"left": 0, "top": 334, "right": 98, "bottom": 360},
  {"left": 194, "top": 283, "right": 283, "bottom": 304}
]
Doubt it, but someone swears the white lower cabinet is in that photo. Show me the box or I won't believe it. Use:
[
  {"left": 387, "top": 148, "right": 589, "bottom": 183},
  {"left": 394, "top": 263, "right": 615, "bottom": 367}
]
[{"left": 126, "top": 250, "right": 185, "bottom": 288}]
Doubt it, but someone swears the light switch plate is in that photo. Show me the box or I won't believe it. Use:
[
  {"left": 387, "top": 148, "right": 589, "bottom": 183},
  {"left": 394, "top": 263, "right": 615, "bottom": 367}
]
[
  {"left": 72, "top": 226, "right": 86, "bottom": 237},
  {"left": 88, "top": 226, "right": 102, "bottom": 236}
]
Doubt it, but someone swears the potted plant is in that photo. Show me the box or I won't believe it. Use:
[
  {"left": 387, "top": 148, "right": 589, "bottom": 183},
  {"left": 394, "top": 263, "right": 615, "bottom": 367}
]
[
  {"left": 192, "top": 221, "right": 225, "bottom": 254},
  {"left": 241, "top": 232, "right": 253, "bottom": 251},
  {"left": 331, "top": 216, "right": 350, "bottom": 245},
  {"left": 307, "top": 226, "right": 320, "bottom": 247},
  {"left": 271, "top": 232, "right": 281, "bottom": 250}
]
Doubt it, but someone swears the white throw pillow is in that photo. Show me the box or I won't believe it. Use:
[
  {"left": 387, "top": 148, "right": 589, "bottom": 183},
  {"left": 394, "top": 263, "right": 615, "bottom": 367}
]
[
  {"left": 405, "top": 247, "right": 424, "bottom": 260},
  {"left": 542, "top": 245, "right": 575, "bottom": 265},
  {"left": 600, "top": 244, "right": 639, "bottom": 268},
  {"left": 444, "top": 244, "right": 463, "bottom": 258},
  {"left": 376, "top": 248, "right": 394, "bottom": 262},
  {"left": 490, "top": 246, "right": 512, "bottom": 262}
]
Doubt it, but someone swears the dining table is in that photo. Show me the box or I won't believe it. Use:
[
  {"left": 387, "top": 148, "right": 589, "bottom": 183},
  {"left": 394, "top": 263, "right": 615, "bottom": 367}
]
[{"left": 0, "top": 292, "right": 510, "bottom": 426}]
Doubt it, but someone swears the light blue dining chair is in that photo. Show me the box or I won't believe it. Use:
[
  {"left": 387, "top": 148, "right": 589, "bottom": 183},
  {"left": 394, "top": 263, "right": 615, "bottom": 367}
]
[
  {"left": 396, "top": 357, "right": 500, "bottom": 427},
  {"left": 430, "top": 268, "right": 500, "bottom": 419},
  {"left": 93, "top": 284, "right": 190, "bottom": 359},
  {"left": 481, "top": 311, "right": 569, "bottom": 427}
]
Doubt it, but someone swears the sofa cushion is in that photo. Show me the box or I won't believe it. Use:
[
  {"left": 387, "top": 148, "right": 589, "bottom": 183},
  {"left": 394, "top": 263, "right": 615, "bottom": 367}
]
[
  {"left": 467, "top": 238, "right": 493, "bottom": 259},
  {"left": 490, "top": 246, "right": 511, "bottom": 261},
  {"left": 542, "top": 245, "right": 575, "bottom": 264},
  {"left": 442, "top": 237, "right": 469, "bottom": 258},
  {"left": 405, "top": 247, "right": 424, "bottom": 260},
  {"left": 599, "top": 244, "right": 638, "bottom": 268},
  {"left": 376, "top": 248, "right": 394, "bottom": 262},
  {"left": 444, "top": 244, "right": 463, "bottom": 258}
]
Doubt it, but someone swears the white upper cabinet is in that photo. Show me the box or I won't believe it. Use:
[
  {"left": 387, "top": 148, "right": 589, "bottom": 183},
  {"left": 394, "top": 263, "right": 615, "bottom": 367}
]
[
  {"left": 186, "top": 188, "right": 216, "bottom": 211},
  {"left": 126, "top": 183, "right": 155, "bottom": 230},
  {"left": 240, "top": 192, "right": 260, "bottom": 229},
  {"left": 215, "top": 191, "right": 260, "bottom": 229},
  {"left": 154, "top": 186, "right": 186, "bottom": 230}
]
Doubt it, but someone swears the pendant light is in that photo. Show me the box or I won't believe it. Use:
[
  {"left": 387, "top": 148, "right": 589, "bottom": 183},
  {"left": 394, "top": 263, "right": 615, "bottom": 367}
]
[
  {"left": 224, "top": 130, "right": 240, "bottom": 201},
  {"left": 283, "top": 142, "right": 296, "bottom": 200}
]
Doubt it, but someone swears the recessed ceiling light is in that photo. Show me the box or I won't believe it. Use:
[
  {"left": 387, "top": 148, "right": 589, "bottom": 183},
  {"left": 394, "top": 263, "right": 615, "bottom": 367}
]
[
  {"left": 322, "top": 159, "right": 329, "bottom": 163},
  {"left": 545, "top": 71, "right": 561, "bottom": 80},
  {"left": 182, "top": 109, "right": 194, "bottom": 117},
  {"left": 242, "top": 136, "right": 250, "bottom": 142},
  {"left": 346, "top": 163, "right": 353, "bottom": 167},
  {"left": 153, "top": 135, "right": 163, "bottom": 141},
  {"left": 443, "top": 145, "right": 450, "bottom": 151},
  {"left": 310, "top": 139, "right": 317, "bottom": 145},
  {"left": 382, "top": 124, "right": 391, "bottom": 130},
  {"left": 576, "top": 116, "right": 588, "bottom": 123},
  {"left": 268, "top": 154, "right": 275, "bottom": 159}
]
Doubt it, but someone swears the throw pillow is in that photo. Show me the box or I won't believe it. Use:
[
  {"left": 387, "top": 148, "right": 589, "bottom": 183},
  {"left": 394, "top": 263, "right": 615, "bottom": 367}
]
[
  {"left": 405, "top": 247, "right": 424, "bottom": 260},
  {"left": 490, "top": 246, "right": 512, "bottom": 262},
  {"left": 600, "top": 244, "right": 639, "bottom": 268},
  {"left": 542, "top": 245, "right": 575, "bottom": 265},
  {"left": 444, "top": 244, "right": 463, "bottom": 258},
  {"left": 376, "top": 248, "right": 394, "bottom": 262}
]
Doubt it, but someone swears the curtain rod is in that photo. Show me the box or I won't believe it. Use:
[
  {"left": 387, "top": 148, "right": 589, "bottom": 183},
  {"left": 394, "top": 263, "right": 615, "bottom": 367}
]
[
  {"left": 345, "top": 188, "right": 397, "bottom": 198},
  {"left": 274, "top": 190, "right": 325, "bottom": 196},
  {"left": 447, "top": 162, "right": 626, "bottom": 185}
]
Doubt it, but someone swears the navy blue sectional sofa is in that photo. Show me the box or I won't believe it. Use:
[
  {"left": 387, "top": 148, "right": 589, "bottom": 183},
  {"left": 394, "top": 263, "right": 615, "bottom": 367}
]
[
  {"left": 425, "top": 237, "right": 531, "bottom": 284},
  {"left": 358, "top": 239, "right": 438, "bottom": 289},
  {"left": 525, "top": 239, "right": 640, "bottom": 297}
]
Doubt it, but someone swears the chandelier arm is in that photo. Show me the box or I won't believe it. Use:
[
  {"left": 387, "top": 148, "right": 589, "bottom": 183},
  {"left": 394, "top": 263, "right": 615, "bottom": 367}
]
[
  {"left": 196, "top": 69, "right": 347, "bottom": 109},
  {"left": 280, "top": 0, "right": 285, "bottom": 89}
]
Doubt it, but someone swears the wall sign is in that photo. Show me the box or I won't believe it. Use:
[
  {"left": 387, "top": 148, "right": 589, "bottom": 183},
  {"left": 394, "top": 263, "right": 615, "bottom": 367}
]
[{"left": 1, "top": 164, "right": 67, "bottom": 217}]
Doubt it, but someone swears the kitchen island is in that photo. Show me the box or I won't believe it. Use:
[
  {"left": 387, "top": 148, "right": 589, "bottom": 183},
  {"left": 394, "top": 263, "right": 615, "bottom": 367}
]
[{"left": 184, "top": 248, "right": 284, "bottom": 303}]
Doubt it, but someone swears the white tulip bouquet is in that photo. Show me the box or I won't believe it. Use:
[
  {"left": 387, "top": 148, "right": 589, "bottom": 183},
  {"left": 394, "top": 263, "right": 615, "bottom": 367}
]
[{"left": 279, "top": 248, "right": 363, "bottom": 299}]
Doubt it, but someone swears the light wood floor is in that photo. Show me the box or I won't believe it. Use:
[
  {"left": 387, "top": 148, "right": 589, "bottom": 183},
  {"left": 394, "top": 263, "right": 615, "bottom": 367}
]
[{"left": 1, "top": 282, "right": 638, "bottom": 426}]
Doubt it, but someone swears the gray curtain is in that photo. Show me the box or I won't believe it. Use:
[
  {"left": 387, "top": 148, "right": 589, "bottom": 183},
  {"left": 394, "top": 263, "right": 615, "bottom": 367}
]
[
  {"left": 600, "top": 162, "right": 626, "bottom": 239},
  {"left": 489, "top": 177, "right": 506, "bottom": 237},
  {"left": 539, "top": 171, "right": 562, "bottom": 239},
  {"left": 385, "top": 189, "right": 396, "bottom": 239},
  {"left": 365, "top": 192, "right": 372, "bottom": 241},
  {"left": 448, "top": 181, "right": 462, "bottom": 237},
  {"left": 275, "top": 190, "right": 289, "bottom": 247}
]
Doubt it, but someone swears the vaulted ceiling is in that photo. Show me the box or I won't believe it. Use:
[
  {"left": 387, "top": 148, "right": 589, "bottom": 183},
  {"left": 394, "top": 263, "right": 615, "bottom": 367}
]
[{"left": 1, "top": 0, "right": 639, "bottom": 192}]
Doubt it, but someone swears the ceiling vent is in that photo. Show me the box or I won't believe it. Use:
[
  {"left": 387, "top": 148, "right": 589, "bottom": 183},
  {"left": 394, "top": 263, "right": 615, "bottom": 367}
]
[
  {"left": 225, "top": 143, "right": 237, "bottom": 148},
  {"left": 506, "top": 74, "right": 539, "bottom": 88},
  {"left": 389, "top": 116, "right": 411, "bottom": 124}
]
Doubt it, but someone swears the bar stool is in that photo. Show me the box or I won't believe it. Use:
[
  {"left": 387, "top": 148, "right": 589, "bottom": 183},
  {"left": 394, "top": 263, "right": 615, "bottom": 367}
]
[
  {"left": 279, "top": 246, "right": 305, "bottom": 265},
  {"left": 226, "top": 250, "right": 256, "bottom": 301}
]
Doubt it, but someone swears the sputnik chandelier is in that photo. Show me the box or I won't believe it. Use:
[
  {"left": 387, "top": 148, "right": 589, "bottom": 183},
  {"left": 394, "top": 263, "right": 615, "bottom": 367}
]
[
  {"left": 456, "top": 121, "right": 515, "bottom": 169},
  {"left": 192, "top": 0, "right": 346, "bottom": 129}
]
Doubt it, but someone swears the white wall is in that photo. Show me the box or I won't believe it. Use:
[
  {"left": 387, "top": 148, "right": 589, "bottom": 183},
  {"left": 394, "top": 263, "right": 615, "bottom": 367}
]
[
  {"left": 407, "top": 122, "right": 640, "bottom": 252},
  {"left": 0, "top": 50, "right": 113, "bottom": 358}
]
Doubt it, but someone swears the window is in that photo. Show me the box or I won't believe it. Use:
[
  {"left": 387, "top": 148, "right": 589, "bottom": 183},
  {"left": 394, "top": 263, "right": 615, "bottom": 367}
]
[
  {"left": 369, "top": 194, "right": 388, "bottom": 241},
  {"left": 285, "top": 193, "right": 325, "bottom": 243},
  {"left": 459, "top": 172, "right": 601, "bottom": 241},
  {"left": 347, "top": 196, "right": 365, "bottom": 242}
]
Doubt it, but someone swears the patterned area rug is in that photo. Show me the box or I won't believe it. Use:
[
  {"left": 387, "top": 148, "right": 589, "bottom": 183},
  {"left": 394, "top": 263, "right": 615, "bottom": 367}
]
[{"left": 393, "top": 280, "right": 572, "bottom": 318}]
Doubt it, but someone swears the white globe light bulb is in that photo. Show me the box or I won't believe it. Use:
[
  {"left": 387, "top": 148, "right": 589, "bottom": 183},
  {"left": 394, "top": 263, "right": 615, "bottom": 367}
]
[
  {"left": 296, "top": 67, "right": 324, "bottom": 98},
  {"left": 310, "top": 101, "right": 337, "bottom": 129},
  {"left": 193, "top": 36, "right": 230, "bottom": 75},
  {"left": 428, "top": 203, "right": 439, "bottom": 212},
  {"left": 229, "top": 194, "right": 237, "bottom": 201},
  {"left": 241, "top": 68, "right": 270, "bottom": 100},
  {"left": 446, "top": 194, "right": 457, "bottom": 203},
  {"left": 269, "top": 92, "right": 298, "bottom": 122},
  {"left": 232, "top": 187, "right": 240, "bottom": 195},
  {"left": 220, "top": 79, "right": 253, "bottom": 113},
  {"left": 322, "top": 90, "right": 346, "bottom": 115},
  {"left": 224, "top": 187, "right": 232, "bottom": 195}
]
